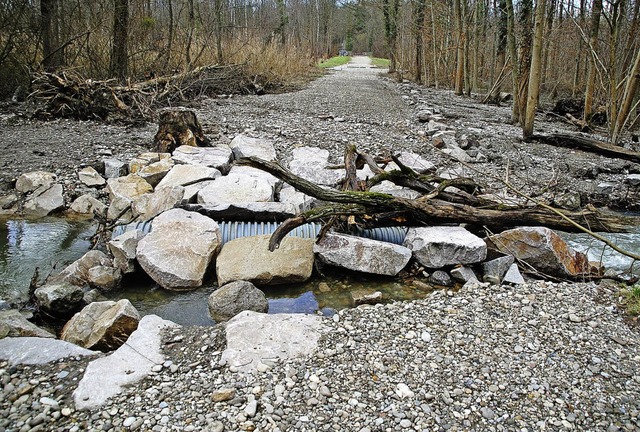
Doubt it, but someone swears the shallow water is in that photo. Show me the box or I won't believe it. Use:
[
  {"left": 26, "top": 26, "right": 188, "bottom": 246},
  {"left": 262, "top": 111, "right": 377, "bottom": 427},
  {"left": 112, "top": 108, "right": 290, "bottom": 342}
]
[{"left": 560, "top": 229, "right": 640, "bottom": 275}]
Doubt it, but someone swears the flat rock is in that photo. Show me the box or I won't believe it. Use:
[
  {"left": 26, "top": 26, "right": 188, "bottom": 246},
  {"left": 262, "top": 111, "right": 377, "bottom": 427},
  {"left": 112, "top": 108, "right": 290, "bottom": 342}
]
[
  {"left": 220, "top": 311, "right": 322, "bottom": 373},
  {"left": 208, "top": 280, "right": 269, "bottom": 322},
  {"left": 352, "top": 290, "right": 383, "bottom": 306},
  {"left": 34, "top": 282, "right": 85, "bottom": 316},
  {"left": 227, "top": 166, "right": 281, "bottom": 187},
  {"left": 69, "top": 194, "right": 107, "bottom": 217},
  {"left": 404, "top": 226, "right": 487, "bottom": 268},
  {"left": 155, "top": 164, "right": 221, "bottom": 189},
  {"left": 106, "top": 174, "right": 153, "bottom": 201},
  {"left": 16, "top": 171, "right": 56, "bottom": 193},
  {"left": 386, "top": 151, "right": 435, "bottom": 173},
  {"left": 486, "top": 226, "right": 589, "bottom": 277},
  {"left": 73, "top": 315, "right": 179, "bottom": 410},
  {"left": 216, "top": 235, "right": 314, "bottom": 286},
  {"left": 61, "top": 299, "right": 140, "bottom": 351},
  {"left": 108, "top": 230, "right": 146, "bottom": 274},
  {"left": 229, "top": 134, "right": 277, "bottom": 161},
  {"left": 137, "top": 158, "right": 174, "bottom": 187},
  {"left": 172, "top": 145, "right": 233, "bottom": 173},
  {"left": 197, "top": 173, "right": 274, "bottom": 205},
  {"left": 23, "top": 183, "right": 64, "bottom": 217},
  {"left": 184, "top": 202, "right": 297, "bottom": 221},
  {"left": 0, "top": 310, "right": 54, "bottom": 339},
  {"left": 128, "top": 153, "right": 171, "bottom": 174},
  {"left": 482, "top": 255, "right": 515, "bottom": 284},
  {"left": 131, "top": 185, "right": 184, "bottom": 222},
  {"left": 0, "top": 337, "right": 96, "bottom": 366},
  {"left": 370, "top": 181, "right": 421, "bottom": 199},
  {"left": 86, "top": 265, "right": 122, "bottom": 291},
  {"left": 53, "top": 250, "right": 113, "bottom": 286},
  {"left": 314, "top": 233, "right": 411, "bottom": 276},
  {"left": 136, "top": 209, "right": 222, "bottom": 290},
  {"left": 78, "top": 167, "right": 106, "bottom": 187}
]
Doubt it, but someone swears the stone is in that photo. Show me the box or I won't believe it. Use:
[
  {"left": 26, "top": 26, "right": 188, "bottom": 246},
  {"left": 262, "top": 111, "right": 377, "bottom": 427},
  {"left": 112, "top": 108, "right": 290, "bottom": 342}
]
[
  {"left": 229, "top": 134, "right": 277, "bottom": 161},
  {"left": 314, "top": 233, "right": 412, "bottom": 276},
  {"left": 0, "top": 310, "right": 55, "bottom": 338},
  {"left": 108, "top": 230, "right": 145, "bottom": 274},
  {"left": 416, "top": 109, "right": 433, "bottom": 122},
  {"left": 403, "top": 226, "right": 487, "bottom": 268},
  {"left": 106, "top": 196, "right": 133, "bottom": 223},
  {"left": 217, "top": 235, "right": 314, "bottom": 286},
  {"left": 228, "top": 166, "right": 282, "bottom": 187},
  {"left": 370, "top": 181, "right": 421, "bottom": 199},
  {"left": 554, "top": 192, "right": 581, "bottom": 211},
  {"left": 73, "top": 315, "right": 180, "bottom": 410},
  {"left": 596, "top": 182, "right": 615, "bottom": 194},
  {"left": 54, "top": 250, "right": 113, "bottom": 286},
  {"left": 0, "top": 193, "right": 18, "bottom": 214},
  {"left": 220, "top": 311, "right": 322, "bottom": 373},
  {"left": 482, "top": 255, "right": 515, "bottom": 284},
  {"left": 15, "top": 171, "right": 56, "bottom": 193},
  {"left": 86, "top": 265, "right": 122, "bottom": 291},
  {"left": 182, "top": 180, "right": 216, "bottom": 202},
  {"left": 78, "top": 167, "right": 106, "bottom": 187},
  {"left": 172, "top": 145, "right": 233, "bottom": 173},
  {"left": 23, "top": 183, "right": 64, "bottom": 217},
  {"left": 442, "top": 145, "right": 473, "bottom": 163},
  {"left": 61, "top": 300, "right": 141, "bottom": 351},
  {"left": 103, "top": 158, "right": 127, "bottom": 179},
  {"left": 69, "top": 194, "right": 107, "bottom": 217},
  {"left": 34, "top": 282, "right": 84, "bottom": 316},
  {"left": 450, "top": 266, "right": 478, "bottom": 283},
  {"left": 197, "top": 173, "right": 274, "bottom": 205},
  {"left": 184, "top": 202, "right": 297, "bottom": 221},
  {"left": 0, "top": 336, "right": 96, "bottom": 365},
  {"left": 155, "top": 164, "right": 221, "bottom": 189},
  {"left": 351, "top": 290, "right": 383, "bottom": 306},
  {"left": 289, "top": 162, "right": 344, "bottom": 186},
  {"left": 208, "top": 280, "right": 269, "bottom": 322},
  {"left": 131, "top": 185, "right": 184, "bottom": 222},
  {"left": 128, "top": 153, "right": 171, "bottom": 174},
  {"left": 503, "top": 263, "right": 525, "bottom": 284},
  {"left": 106, "top": 174, "right": 153, "bottom": 201},
  {"left": 137, "top": 158, "right": 174, "bottom": 187},
  {"left": 279, "top": 186, "right": 315, "bottom": 213},
  {"left": 428, "top": 270, "right": 453, "bottom": 286},
  {"left": 211, "top": 388, "right": 236, "bottom": 402},
  {"left": 486, "top": 227, "right": 589, "bottom": 277},
  {"left": 136, "top": 209, "right": 222, "bottom": 290},
  {"left": 625, "top": 174, "right": 640, "bottom": 187},
  {"left": 386, "top": 151, "right": 435, "bottom": 173}
]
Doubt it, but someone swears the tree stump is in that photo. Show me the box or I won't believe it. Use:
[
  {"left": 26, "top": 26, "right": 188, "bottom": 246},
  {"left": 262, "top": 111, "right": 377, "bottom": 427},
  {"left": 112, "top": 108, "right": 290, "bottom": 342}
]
[{"left": 154, "top": 109, "right": 210, "bottom": 153}]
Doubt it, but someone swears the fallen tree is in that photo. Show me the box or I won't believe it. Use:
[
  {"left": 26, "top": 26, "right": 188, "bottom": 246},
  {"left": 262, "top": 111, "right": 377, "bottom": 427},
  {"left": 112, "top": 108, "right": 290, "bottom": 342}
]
[{"left": 529, "top": 133, "right": 640, "bottom": 163}]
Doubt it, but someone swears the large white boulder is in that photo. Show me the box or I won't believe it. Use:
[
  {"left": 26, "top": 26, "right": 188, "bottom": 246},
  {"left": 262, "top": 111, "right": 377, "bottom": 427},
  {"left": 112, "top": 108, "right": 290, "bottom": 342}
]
[
  {"left": 15, "top": 171, "right": 56, "bottom": 193},
  {"left": 155, "top": 164, "right": 221, "bottom": 189},
  {"left": 197, "top": 173, "right": 274, "bottom": 205},
  {"left": 403, "top": 226, "right": 487, "bottom": 268},
  {"left": 229, "top": 134, "right": 277, "bottom": 161},
  {"left": 172, "top": 145, "right": 233, "bottom": 173},
  {"left": 108, "top": 230, "right": 146, "bottom": 274},
  {"left": 131, "top": 185, "right": 184, "bottom": 222},
  {"left": 22, "top": 183, "right": 65, "bottom": 217},
  {"left": 106, "top": 174, "right": 153, "bottom": 201}
]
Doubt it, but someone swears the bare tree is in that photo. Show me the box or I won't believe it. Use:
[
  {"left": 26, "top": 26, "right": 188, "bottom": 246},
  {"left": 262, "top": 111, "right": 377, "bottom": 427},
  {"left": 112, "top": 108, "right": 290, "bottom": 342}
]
[
  {"left": 110, "top": 0, "right": 129, "bottom": 80},
  {"left": 41, "top": 0, "right": 63, "bottom": 71},
  {"left": 523, "top": 0, "right": 546, "bottom": 138},
  {"left": 583, "top": 0, "right": 603, "bottom": 124}
]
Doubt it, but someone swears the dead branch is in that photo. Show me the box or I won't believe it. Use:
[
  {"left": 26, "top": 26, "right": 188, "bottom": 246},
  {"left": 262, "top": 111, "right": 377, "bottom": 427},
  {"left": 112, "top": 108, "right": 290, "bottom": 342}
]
[{"left": 529, "top": 133, "right": 640, "bottom": 163}]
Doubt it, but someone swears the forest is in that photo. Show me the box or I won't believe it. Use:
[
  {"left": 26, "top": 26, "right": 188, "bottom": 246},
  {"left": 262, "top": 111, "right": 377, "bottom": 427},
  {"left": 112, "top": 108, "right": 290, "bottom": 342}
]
[{"left": 0, "top": 0, "right": 638, "bottom": 142}]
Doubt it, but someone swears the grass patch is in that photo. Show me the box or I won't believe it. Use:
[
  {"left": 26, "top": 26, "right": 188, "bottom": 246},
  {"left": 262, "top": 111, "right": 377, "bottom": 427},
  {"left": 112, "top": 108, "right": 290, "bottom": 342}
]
[
  {"left": 370, "top": 57, "right": 390, "bottom": 68},
  {"left": 620, "top": 284, "right": 640, "bottom": 315},
  {"left": 318, "top": 56, "right": 351, "bottom": 69}
]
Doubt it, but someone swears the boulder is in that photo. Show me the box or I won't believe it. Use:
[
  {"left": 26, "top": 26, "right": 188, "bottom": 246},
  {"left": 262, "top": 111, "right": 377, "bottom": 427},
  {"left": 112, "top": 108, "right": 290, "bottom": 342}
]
[
  {"left": 54, "top": 250, "right": 113, "bottom": 286},
  {"left": 106, "top": 174, "right": 153, "bottom": 202},
  {"left": 34, "top": 282, "right": 85, "bottom": 316},
  {"left": 314, "top": 233, "right": 411, "bottom": 276},
  {"left": 184, "top": 202, "right": 297, "bottom": 221},
  {"left": 155, "top": 164, "right": 221, "bottom": 189},
  {"left": 482, "top": 255, "right": 515, "bottom": 284},
  {"left": 23, "top": 184, "right": 64, "bottom": 217},
  {"left": 136, "top": 209, "right": 222, "bottom": 290},
  {"left": 0, "top": 310, "right": 55, "bottom": 338},
  {"left": 288, "top": 146, "right": 343, "bottom": 186},
  {"left": 486, "top": 227, "right": 589, "bottom": 277},
  {"left": 131, "top": 185, "right": 184, "bottom": 222},
  {"left": 503, "top": 263, "right": 525, "bottom": 284},
  {"left": 78, "top": 167, "right": 106, "bottom": 187},
  {"left": 0, "top": 337, "right": 96, "bottom": 366},
  {"left": 279, "top": 186, "right": 315, "bottom": 213},
  {"left": 450, "top": 266, "right": 479, "bottom": 283},
  {"left": 216, "top": 235, "right": 314, "bottom": 286},
  {"left": 207, "top": 280, "right": 268, "bottom": 322},
  {"left": 87, "top": 266, "right": 122, "bottom": 291},
  {"left": 228, "top": 166, "right": 281, "bottom": 187},
  {"left": 137, "top": 158, "right": 174, "bottom": 187},
  {"left": 69, "top": 194, "right": 107, "bottom": 217},
  {"left": 106, "top": 197, "right": 133, "bottom": 223},
  {"left": 0, "top": 194, "right": 18, "bottom": 216},
  {"left": 16, "top": 171, "right": 56, "bottom": 193},
  {"left": 182, "top": 180, "right": 216, "bottom": 202},
  {"left": 403, "top": 226, "right": 487, "bottom": 268},
  {"left": 197, "top": 173, "right": 274, "bottom": 205},
  {"left": 103, "top": 158, "right": 127, "bottom": 179},
  {"left": 61, "top": 300, "right": 140, "bottom": 351},
  {"left": 370, "top": 181, "right": 421, "bottom": 199},
  {"left": 172, "top": 145, "right": 233, "bottom": 173},
  {"left": 128, "top": 152, "right": 171, "bottom": 174},
  {"left": 108, "top": 230, "right": 145, "bottom": 274},
  {"left": 229, "top": 134, "right": 277, "bottom": 161},
  {"left": 386, "top": 151, "right": 435, "bottom": 173}
]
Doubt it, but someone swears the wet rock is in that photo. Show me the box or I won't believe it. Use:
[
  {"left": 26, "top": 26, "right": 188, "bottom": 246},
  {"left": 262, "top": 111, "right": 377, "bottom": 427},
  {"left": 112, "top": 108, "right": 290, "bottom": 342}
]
[
  {"left": 482, "top": 255, "right": 514, "bottom": 284},
  {"left": 86, "top": 265, "right": 122, "bottom": 291},
  {"left": 229, "top": 134, "right": 277, "bottom": 161},
  {"left": 22, "top": 183, "right": 64, "bottom": 217},
  {"left": 137, "top": 158, "right": 174, "bottom": 187},
  {"left": 54, "top": 250, "right": 113, "bottom": 286},
  {"left": 172, "top": 145, "right": 233, "bottom": 173},
  {"left": 131, "top": 185, "right": 184, "bottom": 222},
  {"left": 208, "top": 280, "right": 268, "bottom": 322},
  {"left": 486, "top": 227, "right": 589, "bottom": 277},
  {"left": 216, "top": 235, "right": 314, "bottom": 286},
  {"left": 78, "top": 167, "right": 106, "bottom": 187},
  {"left": 503, "top": 263, "right": 525, "bottom": 284},
  {"left": 0, "top": 336, "right": 96, "bottom": 365},
  {"left": 0, "top": 309, "right": 55, "bottom": 338},
  {"left": 108, "top": 230, "right": 145, "bottom": 274},
  {"left": 15, "top": 171, "right": 56, "bottom": 193},
  {"left": 155, "top": 164, "right": 221, "bottom": 189},
  {"left": 404, "top": 226, "right": 487, "bottom": 268},
  {"left": 625, "top": 174, "right": 640, "bottom": 187},
  {"left": 103, "top": 158, "right": 127, "bottom": 179},
  {"left": 136, "top": 209, "right": 222, "bottom": 290},
  {"left": 69, "top": 194, "right": 107, "bottom": 217},
  {"left": 314, "top": 233, "right": 412, "bottom": 276},
  {"left": 428, "top": 270, "right": 453, "bottom": 286},
  {"left": 450, "top": 266, "right": 479, "bottom": 283},
  {"left": 106, "top": 174, "right": 153, "bottom": 201},
  {"left": 34, "top": 282, "right": 85, "bottom": 316},
  {"left": 128, "top": 152, "right": 171, "bottom": 174},
  {"left": 61, "top": 299, "right": 140, "bottom": 351},
  {"left": 197, "top": 173, "right": 274, "bottom": 205},
  {"left": 351, "top": 290, "right": 383, "bottom": 306}
]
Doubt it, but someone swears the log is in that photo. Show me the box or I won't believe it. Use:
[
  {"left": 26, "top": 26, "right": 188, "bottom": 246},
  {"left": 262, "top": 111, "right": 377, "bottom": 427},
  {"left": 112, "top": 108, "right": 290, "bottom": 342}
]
[
  {"left": 153, "top": 109, "right": 210, "bottom": 153},
  {"left": 529, "top": 133, "right": 640, "bottom": 163}
]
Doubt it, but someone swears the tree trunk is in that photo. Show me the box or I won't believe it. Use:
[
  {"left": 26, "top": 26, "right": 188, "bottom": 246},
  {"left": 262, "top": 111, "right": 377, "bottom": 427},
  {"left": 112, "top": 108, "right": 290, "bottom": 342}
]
[
  {"left": 154, "top": 109, "right": 210, "bottom": 153},
  {"left": 506, "top": 0, "right": 519, "bottom": 122},
  {"left": 110, "top": 0, "right": 129, "bottom": 80},
  {"left": 514, "top": 0, "right": 532, "bottom": 125},
  {"left": 276, "top": 0, "right": 287, "bottom": 45},
  {"left": 454, "top": 0, "right": 465, "bottom": 95},
  {"left": 383, "top": 0, "right": 400, "bottom": 73},
  {"left": 583, "top": 0, "right": 603, "bottom": 124},
  {"left": 215, "top": 0, "right": 224, "bottom": 64},
  {"left": 612, "top": 47, "right": 640, "bottom": 143},
  {"left": 414, "top": 0, "right": 426, "bottom": 83},
  {"left": 41, "top": 0, "right": 63, "bottom": 71},
  {"left": 489, "top": 0, "right": 507, "bottom": 101},
  {"left": 523, "top": 0, "right": 546, "bottom": 138},
  {"left": 185, "top": 0, "right": 195, "bottom": 70}
]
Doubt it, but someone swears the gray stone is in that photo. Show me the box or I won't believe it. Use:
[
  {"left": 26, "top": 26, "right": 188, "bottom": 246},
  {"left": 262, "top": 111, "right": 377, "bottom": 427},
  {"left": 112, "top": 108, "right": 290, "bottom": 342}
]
[
  {"left": 61, "top": 300, "right": 140, "bottom": 351},
  {"left": 106, "top": 175, "right": 153, "bottom": 201},
  {"left": 208, "top": 280, "right": 269, "bottom": 322},
  {"left": 428, "top": 270, "right": 453, "bottom": 286},
  {"left": 23, "top": 183, "right": 64, "bottom": 217},
  {"left": 351, "top": 290, "right": 383, "bottom": 306},
  {"left": 289, "top": 162, "right": 344, "bottom": 186},
  {"left": 131, "top": 185, "right": 184, "bottom": 222},
  {"left": 220, "top": 311, "right": 322, "bottom": 373},
  {"left": 106, "top": 196, "right": 133, "bottom": 223},
  {"left": 553, "top": 192, "right": 581, "bottom": 210},
  {"left": 442, "top": 145, "right": 473, "bottom": 163},
  {"left": 108, "top": 230, "right": 145, "bottom": 274},
  {"left": 450, "top": 266, "right": 478, "bottom": 283},
  {"left": 86, "top": 265, "right": 122, "bottom": 291},
  {"left": 482, "top": 255, "right": 515, "bottom": 284},
  {"left": 416, "top": 109, "right": 433, "bottom": 122},
  {"left": 596, "top": 182, "right": 615, "bottom": 194},
  {"left": 197, "top": 173, "right": 274, "bottom": 205},
  {"left": 54, "top": 250, "right": 113, "bottom": 286},
  {"left": 503, "top": 263, "right": 525, "bottom": 284},
  {"left": 386, "top": 151, "right": 435, "bottom": 173},
  {"left": 73, "top": 315, "right": 180, "bottom": 409},
  {"left": 78, "top": 167, "right": 106, "bottom": 187},
  {"left": 279, "top": 186, "right": 315, "bottom": 213},
  {"left": 625, "top": 174, "right": 640, "bottom": 187},
  {"left": 216, "top": 235, "right": 314, "bottom": 286},
  {"left": 69, "top": 194, "right": 107, "bottom": 217},
  {"left": 0, "top": 336, "right": 96, "bottom": 365},
  {"left": 404, "top": 226, "right": 487, "bottom": 268},
  {"left": 103, "top": 158, "right": 127, "bottom": 179},
  {"left": 0, "top": 310, "right": 55, "bottom": 338},
  {"left": 314, "top": 233, "right": 412, "bottom": 276},
  {"left": 34, "top": 282, "right": 84, "bottom": 316},
  {"left": 136, "top": 158, "right": 174, "bottom": 187},
  {"left": 129, "top": 152, "right": 171, "bottom": 174},
  {"left": 136, "top": 209, "right": 222, "bottom": 290},
  {"left": 184, "top": 202, "right": 297, "bottom": 221},
  {"left": 16, "top": 171, "right": 56, "bottom": 193},
  {"left": 156, "top": 164, "right": 221, "bottom": 189},
  {"left": 370, "top": 181, "right": 421, "bottom": 199},
  {"left": 172, "top": 145, "right": 233, "bottom": 173},
  {"left": 229, "top": 134, "right": 277, "bottom": 161}
]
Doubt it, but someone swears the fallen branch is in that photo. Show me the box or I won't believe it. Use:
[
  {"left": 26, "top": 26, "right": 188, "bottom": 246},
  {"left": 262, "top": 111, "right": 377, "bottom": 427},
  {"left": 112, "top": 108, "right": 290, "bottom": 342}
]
[{"left": 529, "top": 133, "right": 640, "bottom": 163}]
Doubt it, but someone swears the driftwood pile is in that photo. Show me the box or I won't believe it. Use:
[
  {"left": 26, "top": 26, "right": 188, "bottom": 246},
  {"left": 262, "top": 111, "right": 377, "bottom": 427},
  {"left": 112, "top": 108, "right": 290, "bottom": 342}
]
[{"left": 27, "top": 64, "right": 252, "bottom": 122}]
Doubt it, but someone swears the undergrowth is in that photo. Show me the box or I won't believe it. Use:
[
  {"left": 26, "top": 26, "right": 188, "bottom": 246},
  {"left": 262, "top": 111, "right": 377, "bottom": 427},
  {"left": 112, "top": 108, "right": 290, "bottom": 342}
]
[
  {"left": 620, "top": 284, "right": 640, "bottom": 316},
  {"left": 370, "top": 57, "right": 390, "bottom": 68},
  {"left": 318, "top": 56, "right": 351, "bottom": 69}
]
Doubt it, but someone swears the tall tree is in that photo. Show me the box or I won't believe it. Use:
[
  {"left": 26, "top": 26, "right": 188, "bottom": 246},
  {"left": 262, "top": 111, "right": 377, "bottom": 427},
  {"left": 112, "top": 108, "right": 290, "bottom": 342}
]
[
  {"left": 454, "top": 0, "right": 465, "bottom": 95},
  {"left": 414, "top": 0, "right": 426, "bottom": 83},
  {"left": 382, "top": 0, "right": 400, "bottom": 73},
  {"left": 523, "top": 0, "right": 546, "bottom": 138},
  {"left": 583, "top": 0, "right": 603, "bottom": 124},
  {"left": 612, "top": 48, "right": 640, "bottom": 143},
  {"left": 41, "top": 0, "right": 63, "bottom": 71},
  {"left": 514, "top": 0, "right": 532, "bottom": 125},
  {"left": 110, "top": 0, "right": 129, "bottom": 80}
]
